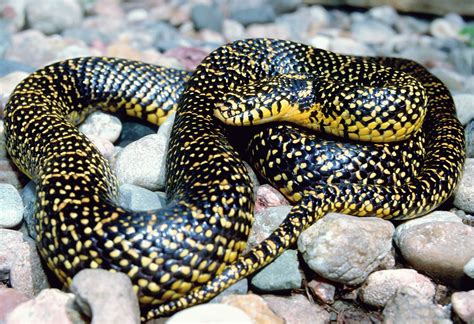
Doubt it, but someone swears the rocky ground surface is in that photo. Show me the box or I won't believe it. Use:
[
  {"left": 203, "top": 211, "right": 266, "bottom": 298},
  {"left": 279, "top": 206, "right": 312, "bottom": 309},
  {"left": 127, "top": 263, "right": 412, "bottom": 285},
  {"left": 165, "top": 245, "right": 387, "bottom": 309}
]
[{"left": 0, "top": 0, "right": 474, "bottom": 323}]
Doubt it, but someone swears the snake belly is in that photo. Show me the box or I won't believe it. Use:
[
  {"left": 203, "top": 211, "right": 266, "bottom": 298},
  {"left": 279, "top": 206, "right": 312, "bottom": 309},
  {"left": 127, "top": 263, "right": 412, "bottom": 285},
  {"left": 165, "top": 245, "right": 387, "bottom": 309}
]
[{"left": 4, "top": 39, "right": 465, "bottom": 320}]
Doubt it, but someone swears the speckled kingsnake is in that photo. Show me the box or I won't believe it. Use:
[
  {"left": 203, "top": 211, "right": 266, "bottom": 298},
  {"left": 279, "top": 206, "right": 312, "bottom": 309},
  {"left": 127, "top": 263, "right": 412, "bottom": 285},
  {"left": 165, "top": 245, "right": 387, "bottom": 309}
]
[{"left": 4, "top": 39, "right": 465, "bottom": 319}]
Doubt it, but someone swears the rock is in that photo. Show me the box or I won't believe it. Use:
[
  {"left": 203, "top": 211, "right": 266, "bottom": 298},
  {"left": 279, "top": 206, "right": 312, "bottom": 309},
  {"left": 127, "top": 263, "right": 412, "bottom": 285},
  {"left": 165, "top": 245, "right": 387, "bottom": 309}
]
[
  {"left": 430, "top": 15, "right": 465, "bottom": 40},
  {"left": 279, "top": 7, "right": 326, "bottom": 40},
  {"left": 466, "top": 121, "right": 474, "bottom": 158},
  {"left": 54, "top": 44, "right": 95, "bottom": 62},
  {"left": 359, "top": 269, "right": 436, "bottom": 308},
  {"left": 251, "top": 250, "right": 302, "bottom": 291},
  {"left": 368, "top": 5, "right": 398, "bottom": 26},
  {"left": 126, "top": 8, "right": 148, "bottom": 23},
  {"left": 246, "top": 23, "right": 291, "bottom": 40},
  {"left": 351, "top": 19, "right": 396, "bottom": 45},
  {"left": 230, "top": 6, "right": 276, "bottom": 26},
  {"left": 0, "top": 183, "right": 24, "bottom": 228},
  {"left": 87, "top": 135, "right": 115, "bottom": 161},
  {"left": 245, "top": 205, "right": 292, "bottom": 252},
  {"left": 308, "top": 34, "right": 331, "bottom": 51},
  {"left": 0, "top": 0, "right": 27, "bottom": 31},
  {"left": 164, "top": 47, "right": 209, "bottom": 71},
  {"left": 190, "top": 4, "right": 223, "bottom": 32},
  {"left": 211, "top": 279, "right": 249, "bottom": 303},
  {"left": 118, "top": 183, "right": 163, "bottom": 211},
  {"left": 117, "top": 121, "right": 157, "bottom": 147},
  {"left": 5, "top": 289, "right": 83, "bottom": 324},
  {"left": 0, "top": 60, "right": 34, "bottom": 77},
  {"left": 167, "top": 303, "right": 253, "bottom": 324},
  {"left": 449, "top": 47, "right": 474, "bottom": 77},
  {"left": 395, "top": 16, "right": 430, "bottom": 34},
  {"left": 382, "top": 286, "right": 450, "bottom": 323},
  {"left": 397, "top": 221, "right": 474, "bottom": 285},
  {"left": 297, "top": 213, "right": 394, "bottom": 285},
  {"left": 222, "top": 294, "right": 283, "bottom": 324},
  {"left": 78, "top": 111, "right": 122, "bottom": 143},
  {"left": 399, "top": 46, "right": 447, "bottom": 68},
  {"left": 254, "top": 184, "right": 290, "bottom": 213},
  {"left": 20, "top": 181, "right": 36, "bottom": 240},
  {"left": 329, "top": 37, "right": 375, "bottom": 56},
  {"left": 0, "top": 288, "right": 31, "bottom": 322},
  {"left": 430, "top": 68, "right": 467, "bottom": 93},
  {"left": 454, "top": 158, "right": 474, "bottom": 213},
  {"left": 0, "top": 71, "right": 29, "bottom": 98},
  {"left": 393, "top": 210, "right": 462, "bottom": 246},
  {"left": 222, "top": 19, "right": 246, "bottom": 41},
  {"left": 272, "top": 0, "right": 302, "bottom": 14},
  {"left": 25, "top": 0, "right": 83, "bottom": 34},
  {"left": 264, "top": 294, "right": 331, "bottom": 324},
  {"left": 71, "top": 269, "right": 140, "bottom": 324},
  {"left": 453, "top": 94, "right": 474, "bottom": 126},
  {"left": 0, "top": 21, "right": 11, "bottom": 58},
  {"left": 451, "top": 290, "right": 474, "bottom": 323},
  {"left": 307, "top": 279, "right": 336, "bottom": 304},
  {"left": 465, "top": 257, "right": 474, "bottom": 279}
]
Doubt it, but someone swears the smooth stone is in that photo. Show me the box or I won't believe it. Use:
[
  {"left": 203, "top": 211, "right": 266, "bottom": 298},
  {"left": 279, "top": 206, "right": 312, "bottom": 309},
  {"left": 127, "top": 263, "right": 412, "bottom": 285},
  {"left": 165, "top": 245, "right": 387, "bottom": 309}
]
[
  {"left": 245, "top": 205, "right": 292, "bottom": 252},
  {"left": 20, "top": 181, "right": 36, "bottom": 240},
  {"left": 368, "top": 5, "right": 398, "bottom": 25},
  {"left": 0, "top": 59, "right": 34, "bottom": 77},
  {"left": 117, "top": 121, "right": 157, "bottom": 147},
  {"left": 71, "top": 269, "right": 140, "bottom": 324},
  {"left": 25, "top": 0, "right": 83, "bottom": 34},
  {"left": 54, "top": 44, "right": 95, "bottom": 62},
  {"left": 230, "top": 6, "right": 276, "bottom": 26},
  {"left": 167, "top": 303, "right": 253, "bottom": 324},
  {"left": 466, "top": 121, "right": 474, "bottom": 158},
  {"left": 254, "top": 184, "right": 290, "bottom": 213},
  {"left": 399, "top": 46, "right": 447, "bottom": 66},
  {"left": 0, "top": 287, "right": 31, "bottom": 322},
  {"left": 451, "top": 290, "right": 474, "bottom": 323},
  {"left": 211, "top": 279, "right": 249, "bottom": 303},
  {"left": 382, "top": 286, "right": 450, "bottom": 323},
  {"left": 190, "top": 4, "right": 223, "bottom": 32},
  {"left": 0, "top": 0, "right": 27, "bottom": 31},
  {"left": 393, "top": 210, "right": 462, "bottom": 246},
  {"left": 222, "top": 19, "right": 246, "bottom": 41},
  {"left": 453, "top": 93, "right": 474, "bottom": 125},
  {"left": 222, "top": 294, "right": 283, "bottom": 324},
  {"left": 430, "top": 68, "right": 467, "bottom": 93},
  {"left": 118, "top": 183, "right": 163, "bottom": 211},
  {"left": 329, "top": 37, "right": 375, "bottom": 56},
  {"left": 397, "top": 221, "right": 474, "bottom": 284},
  {"left": 251, "top": 250, "right": 302, "bottom": 291},
  {"left": 0, "top": 183, "right": 24, "bottom": 228},
  {"left": 163, "top": 47, "right": 209, "bottom": 71},
  {"left": 359, "top": 269, "right": 435, "bottom": 308},
  {"left": 0, "top": 71, "right": 29, "bottom": 97},
  {"left": 297, "top": 213, "right": 394, "bottom": 285},
  {"left": 87, "top": 135, "right": 115, "bottom": 161},
  {"left": 450, "top": 47, "right": 474, "bottom": 76},
  {"left": 263, "top": 294, "right": 331, "bottom": 324},
  {"left": 430, "top": 15, "right": 464, "bottom": 40},
  {"left": 78, "top": 111, "right": 122, "bottom": 143},
  {"left": 245, "top": 23, "right": 291, "bottom": 40},
  {"left": 395, "top": 16, "right": 430, "bottom": 34},
  {"left": 351, "top": 19, "right": 396, "bottom": 44},
  {"left": 5, "top": 289, "right": 83, "bottom": 324},
  {"left": 126, "top": 8, "right": 148, "bottom": 23},
  {"left": 454, "top": 158, "right": 474, "bottom": 213},
  {"left": 307, "top": 279, "right": 336, "bottom": 304},
  {"left": 272, "top": 0, "right": 302, "bottom": 14},
  {"left": 0, "top": 21, "right": 10, "bottom": 58},
  {"left": 464, "top": 257, "right": 474, "bottom": 279}
]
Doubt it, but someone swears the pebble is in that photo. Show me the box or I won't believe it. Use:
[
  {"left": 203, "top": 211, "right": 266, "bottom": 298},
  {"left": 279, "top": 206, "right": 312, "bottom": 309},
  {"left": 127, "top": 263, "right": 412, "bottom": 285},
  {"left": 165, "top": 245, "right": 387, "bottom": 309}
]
[
  {"left": 451, "top": 290, "right": 474, "bottom": 323},
  {"left": 454, "top": 158, "right": 474, "bottom": 213},
  {"left": 71, "top": 269, "right": 140, "bottom": 324},
  {"left": 118, "top": 183, "right": 163, "bottom": 211},
  {"left": 222, "top": 19, "right": 246, "bottom": 41},
  {"left": 0, "top": 288, "right": 31, "bottom": 322},
  {"left": 78, "top": 111, "right": 122, "bottom": 143},
  {"left": 430, "top": 15, "right": 464, "bottom": 40},
  {"left": 0, "top": 0, "right": 27, "bottom": 32},
  {"left": 351, "top": 19, "right": 396, "bottom": 45},
  {"left": 359, "top": 269, "right": 436, "bottom": 308},
  {"left": 0, "top": 59, "right": 34, "bottom": 77},
  {"left": 453, "top": 94, "right": 474, "bottom": 126},
  {"left": 163, "top": 47, "right": 209, "bottom": 71},
  {"left": 329, "top": 37, "right": 375, "bottom": 56},
  {"left": 87, "top": 135, "right": 115, "bottom": 161},
  {"left": 5, "top": 289, "right": 84, "bottom": 324},
  {"left": 230, "top": 6, "right": 276, "bottom": 26},
  {"left": 393, "top": 210, "right": 462, "bottom": 246},
  {"left": 466, "top": 121, "right": 474, "bottom": 159},
  {"left": 25, "top": 0, "right": 83, "bottom": 35},
  {"left": 464, "top": 257, "right": 474, "bottom": 279},
  {"left": 297, "top": 213, "right": 394, "bottom": 285},
  {"left": 307, "top": 279, "right": 336, "bottom": 304},
  {"left": 251, "top": 250, "right": 302, "bottom": 291},
  {"left": 449, "top": 47, "right": 474, "bottom": 77},
  {"left": 0, "top": 71, "right": 29, "bottom": 98},
  {"left": 430, "top": 68, "right": 467, "bottom": 93},
  {"left": 20, "top": 181, "right": 36, "bottom": 240},
  {"left": 191, "top": 4, "right": 223, "bottom": 32},
  {"left": 246, "top": 23, "right": 291, "bottom": 40},
  {"left": 399, "top": 46, "right": 448, "bottom": 67},
  {"left": 397, "top": 221, "right": 474, "bottom": 285},
  {"left": 245, "top": 205, "right": 292, "bottom": 252},
  {"left": 383, "top": 286, "right": 450, "bottom": 323},
  {"left": 167, "top": 303, "right": 253, "bottom": 324},
  {"left": 211, "top": 279, "right": 249, "bottom": 303},
  {"left": 254, "top": 184, "right": 290, "bottom": 213},
  {"left": 0, "top": 183, "right": 23, "bottom": 228},
  {"left": 117, "top": 121, "right": 157, "bottom": 147},
  {"left": 222, "top": 294, "right": 283, "bottom": 324},
  {"left": 263, "top": 294, "right": 331, "bottom": 324},
  {"left": 368, "top": 5, "right": 399, "bottom": 26},
  {"left": 272, "top": 0, "right": 302, "bottom": 14}
]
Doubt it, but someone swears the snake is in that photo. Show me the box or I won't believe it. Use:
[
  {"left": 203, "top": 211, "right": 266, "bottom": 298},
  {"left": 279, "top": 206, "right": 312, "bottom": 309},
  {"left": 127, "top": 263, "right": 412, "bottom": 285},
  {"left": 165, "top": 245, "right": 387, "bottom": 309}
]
[{"left": 4, "top": 39, "right": 465, "bottom": 320}]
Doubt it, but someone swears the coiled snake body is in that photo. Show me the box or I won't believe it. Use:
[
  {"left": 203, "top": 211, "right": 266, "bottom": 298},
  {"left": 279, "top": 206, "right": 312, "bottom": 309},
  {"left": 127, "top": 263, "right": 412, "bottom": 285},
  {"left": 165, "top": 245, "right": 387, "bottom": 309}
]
[{"left": 4, "top": 39, "right": 465, "bottom": 319}]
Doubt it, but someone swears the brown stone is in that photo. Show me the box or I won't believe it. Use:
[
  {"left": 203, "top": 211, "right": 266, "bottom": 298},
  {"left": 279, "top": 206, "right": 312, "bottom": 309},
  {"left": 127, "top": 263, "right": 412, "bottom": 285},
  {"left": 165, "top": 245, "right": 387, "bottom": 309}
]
[{"left": 222, "top": 294, "right": 284, "bottom": 324}]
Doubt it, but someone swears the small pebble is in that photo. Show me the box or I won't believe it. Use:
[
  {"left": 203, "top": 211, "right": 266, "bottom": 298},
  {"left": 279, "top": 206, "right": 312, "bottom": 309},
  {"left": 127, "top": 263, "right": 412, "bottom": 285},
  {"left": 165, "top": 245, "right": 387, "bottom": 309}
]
[
  {"left": 451, "top": 290, "right": 474, "bottom": 323},
  {"left": 230, "top": 6, "right": 276, "bottom": 26},
  {"left": 190, "top": 4, "right": 224, "bottom": 32},
  {"left": 466, "top": 121, "right": 474, "bottom": 158},
  {"left": 464, "top": 257, "right": 474, "bottom": 279},
  {"left": 117, "top": 121, "right": 157, "bottom": 147},
  {"left": 211, "top": 279, "right": 249, "bottom": 303},
  {"left": 0, "top": 287, "right": 31, "bottom": 322},
  {"left": 254, "top": 184, "right": 290, "bottom": 213},
  {"left": 368, "top": 5, "right": 399, "bottom": 26},
  {"left": 25, "top": 0, "right": 83, "bottom": 34},
  {"left": 454, "top": 158, "right": 474, "bottom": 213},
  {"left": 20, "top": 181, "right": 37, "bottom": 240},
  {"left": 0, "top": 183, "right": 23, "bottom": 228},
  {"left": 453, "top": 94, "right": 474, "bottom": 126},
  {"left": 351, "top": 19, "right": 396, "bottom": 45},
  {"left": 78, "top": 111, "right": 122, "bottom": 143},
  {"left": 87, "top": 135, "right": 115, "bottom": 161},
  {"left": 307, "top": 279, "right": 336, "bottom": 304},
  {"left": 222, "top": 294, "right": 283, "bottom": 324},
  {"left": 167, "top": 303, "right": 253, "bottom": 324},
  {"left": 118, "top": 183, "right": 163, "bottom": 211},
  {"left": 263, "top": 294, "right": 331, "bottom": 324}
]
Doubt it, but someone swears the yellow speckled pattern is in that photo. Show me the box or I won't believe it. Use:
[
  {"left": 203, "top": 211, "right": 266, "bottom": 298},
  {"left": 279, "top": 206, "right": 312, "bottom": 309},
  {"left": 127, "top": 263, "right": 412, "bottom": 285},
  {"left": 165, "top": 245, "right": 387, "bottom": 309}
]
[{"left": 4, "top": 39, "right": 465, "bottom": 320}]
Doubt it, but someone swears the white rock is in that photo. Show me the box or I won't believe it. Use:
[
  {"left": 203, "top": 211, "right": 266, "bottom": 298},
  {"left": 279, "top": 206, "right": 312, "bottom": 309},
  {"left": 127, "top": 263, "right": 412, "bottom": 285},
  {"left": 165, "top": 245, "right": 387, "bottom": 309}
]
[
  {"left": 308, "top": 35, "right": 331, "bottom": 51},
  {"left": 167, "top": 304, "right": 253, "bottom": 324},
  {"left": 87, "top": 135, "right": 115, "bottom": 161},
  {"left": 430, "top": 14, "right": 465, "bottom": 40},
  {"left": 126, "top": 8, "right": 148, "bottom": 23},
  {"left": 368, "top": 6, "right": 399, "bottom": 26},
  {"left": 297, "top": 213, "right": 394, "bottom": 285},
  {"left": 329, "top": 37, "right": 375, "bottom": 56},
  {"left": 359, "top": 269, "right": 435, "bottom": 308},
  {"left": 0, "top": 71, "right": 29, "bottom": 97},
  {"left": 430, "top": 68, "right": 467, "bottom": 93},
  {"left": 451, "top": 290, "right": 474, "bottom": 323},
  {"left": 452, "top": 94, "right": 474, "bottom": 126},
  {"left": 464, "top": 257, "right": 474, "bottom": 279},
  {"left": 222, "top": 19, "right": 246, "bottom": 41},
  {"left": 79, "top": 111, "right": 122, "bottom": 143},
  {"left": 0, "top": 183, "right": 24, "bottom": 228},
  {"left": 25, "top": 0, "right": 83, "bottom": 34},
  {"left": 351, "top": 19, "right": 396, "bottom": 45},
  {"left": 454, "top": 158, "right": 474, "bottom": 213},
  {"left": 118, "top": 183, "right": 163, "bottom": 211}
]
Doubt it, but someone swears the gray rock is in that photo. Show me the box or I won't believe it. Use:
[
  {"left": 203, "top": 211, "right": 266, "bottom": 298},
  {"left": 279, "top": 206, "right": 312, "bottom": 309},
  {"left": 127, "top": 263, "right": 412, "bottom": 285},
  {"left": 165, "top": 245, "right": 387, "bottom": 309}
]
[
  {"left": 430, "top": 68, "right": 467, "bottom": 93},
  {"left": 118, "top": 183, "right": 163, "bottom": 211},
  {"left": 168, "top": 304, "right": 253, "bottom": 324},
  {"left": 264, "top": 294, "right": 331, "bottom": 324},
  {"left": 222, "top": 19, "right": 246, "bottom": 41},
  {"left": 230, "top": 6, "right": 276, "bottom": 26},
  {"left": 451, "top": 290, "right": 474, "bottom": 323},
  {"left": 71, "top": 269, "right": 140, "bottom": 324},
  {"left": 397, "top": 221, "right": 474, "bottom": 285},
  {"left": 329, "top": 37, "right": 375, "bottom": 56},
  {"left": 454, "top": 158, "right": 474, "bottom": 213},
  {"left": 245, "top": 205, "right": 292, "bottom": 252},
  {"left": 0, "top": 183, "right": 24, "bottom": 228},
  {"left": 221, "top": 294, "right": 284, "bottom": 323},
  {"left": 399, "top": 46, "right": 447, "bottom": 67},
  {"left": 351, "top": 19, "right": 396, "bottom": 45},
  {"left": 393, "top": 211, "right": 462, "bottom": 246},
  {"left": 449, "top": 47, "right": 474, "bottom": 76},
  {"left": 466, "top": 121, "right": 474, "bottom": 158},
  {"left": 272, "top": 0, "right": 302, "bottom": 14},
  {"left": 464, "top": 257, "right": 474, "bottom": 279},
  {"left": 211, "top": 279, "right": 248, "bottom": 303},
  {"left": 20, "top": 181, "right": 37, "bottom": 240},
  {"left": 297, "top": 213, "right": 395, "bottom": 285},
  {"left": 359, "top": 269, "right": 436, "bottom": 308},
  {"left": 79, "top": 111, "right": 122, "bottom": 143},
  {"left": 395, "top": 16, "right": 430, "bottom": 34},
  {"left": 430, "top": 15, "right": 465, "bottom": 40},
  {"left": 5, "top": 289, "right": 83, "bottom": 324},
  {"left": 0, "top": 59, "right": 34, "bottom": 77},
  {"left": 368, "top": 5, "right": 399, "bottom": 26},
  {"left": 0, "top": 0, "right": 27, "bottom": 31},
  {"left": 453, "top": 93, "right": 474, "bottom": 125},
  {"left": 307, "top": 279, "right": 336, "bottom": 304},
  {"left": 25, "top": 0, "right": 83, "bottom": 34},
  {"left": 251, "top": 250, "right": 302, "bottom": 291},
  {"left": 191, "top": 4, "right": 223, "bottom": 32},
  {"left": 0, "top": 21, "right": 11, "bottom": 58},
  {"left": 383, "top": 286, "right": 450, "bottom": 323}
]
